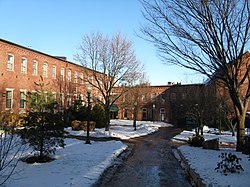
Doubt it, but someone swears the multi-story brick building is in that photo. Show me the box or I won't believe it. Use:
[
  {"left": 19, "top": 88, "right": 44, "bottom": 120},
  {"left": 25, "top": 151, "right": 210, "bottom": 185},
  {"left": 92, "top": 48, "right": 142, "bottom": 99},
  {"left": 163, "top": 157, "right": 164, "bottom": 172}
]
[
  {"left": 0, "top": 38, "right": 219, "bottom": 125},
  {"left": 2, "top": 38, "right": 250, "bottom": 126},
  {"left": 112, "top": 83, "right": 207, "bottom": 124},
  {"left": 0, "top": 38, "right": 102, "bottom": 113}
]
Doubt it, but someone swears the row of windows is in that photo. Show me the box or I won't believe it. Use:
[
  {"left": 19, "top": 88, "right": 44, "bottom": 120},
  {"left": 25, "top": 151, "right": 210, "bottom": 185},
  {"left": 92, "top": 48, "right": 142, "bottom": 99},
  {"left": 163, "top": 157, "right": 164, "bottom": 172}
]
[
  {"left": 123, "top": 107, "right": 166, "bottom": 119},
  {"left": 4, "top": 89, "right": 88, "bottom": 110},
  {"left": 5, "top": 89, "right": 27, "bottom": 109},
  {"left": 122, "top": 93, "right": 165, "bottom": 103},
  {"left": 7, "top": 54, "right": 85, "bottom": 83}
]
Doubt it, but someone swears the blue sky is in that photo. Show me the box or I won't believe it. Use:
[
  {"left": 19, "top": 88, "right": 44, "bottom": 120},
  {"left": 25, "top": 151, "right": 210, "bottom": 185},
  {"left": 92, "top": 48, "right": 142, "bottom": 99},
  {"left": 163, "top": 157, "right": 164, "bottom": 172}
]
[{"left": 0, "top": 0, "right": 202, "bottom": 85}]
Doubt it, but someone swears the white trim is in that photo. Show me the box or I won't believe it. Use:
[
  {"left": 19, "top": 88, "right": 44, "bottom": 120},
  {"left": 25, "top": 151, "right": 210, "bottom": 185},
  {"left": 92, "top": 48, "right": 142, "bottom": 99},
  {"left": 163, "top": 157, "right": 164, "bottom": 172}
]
[
  {"left": 32, "top": 60, "right": 38, "bottom": 76},
  {"left": 52, "top": 65, "right": 56, "bottom": 79},
  {"left": 5, "top": 88, "right": 14, "bottom": 109},
  {"left": 7, "top": 54, "right": 14, "bottom": 71},
  {"left": 19, "top": 89, "right": 27, "bottom": 109},
  {"left": 43, "top": 63, "right": 48, "bottom": 77},
  {"left": 21, "top": 57, "right": 27, "bottom": 74}
]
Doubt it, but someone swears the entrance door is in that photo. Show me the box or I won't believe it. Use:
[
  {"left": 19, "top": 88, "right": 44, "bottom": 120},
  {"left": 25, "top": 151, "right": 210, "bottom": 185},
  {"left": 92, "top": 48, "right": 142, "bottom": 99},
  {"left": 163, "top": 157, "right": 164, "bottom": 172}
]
[{"left": 160, "top": 108, "right": 165, "bottom": 121}]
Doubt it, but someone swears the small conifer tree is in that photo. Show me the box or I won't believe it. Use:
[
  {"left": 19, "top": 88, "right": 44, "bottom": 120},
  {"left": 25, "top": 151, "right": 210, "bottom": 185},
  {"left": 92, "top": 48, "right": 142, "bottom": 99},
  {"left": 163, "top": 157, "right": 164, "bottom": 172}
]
[{"left": 19, "top": 77, "right": 65, "bottom": 162}]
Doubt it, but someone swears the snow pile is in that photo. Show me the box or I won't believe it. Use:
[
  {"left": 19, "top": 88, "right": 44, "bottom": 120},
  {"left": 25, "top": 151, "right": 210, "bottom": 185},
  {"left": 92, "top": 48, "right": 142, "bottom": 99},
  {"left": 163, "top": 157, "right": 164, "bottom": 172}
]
[
  {"left": 179, "top": 146, "right": 250, "bottom": 186},
  {"left": 173, "top": 129, "right": 237, "bottom": 144},
  {"left": 173, "top": 126, "right": 250, "bottom": 187}
]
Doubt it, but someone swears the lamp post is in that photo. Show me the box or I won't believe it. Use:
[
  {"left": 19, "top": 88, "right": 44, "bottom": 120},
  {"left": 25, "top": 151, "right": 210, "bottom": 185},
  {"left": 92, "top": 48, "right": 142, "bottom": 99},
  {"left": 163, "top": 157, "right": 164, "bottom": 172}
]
[
  {"left": 152, "top": 104, "right": 155, "bottom": 123},
  {"left": 85, "top": 84, "right": 92, "bottom": 144},
  {"left": 133, "top": 101, "right": 137, "bottom": 131}
]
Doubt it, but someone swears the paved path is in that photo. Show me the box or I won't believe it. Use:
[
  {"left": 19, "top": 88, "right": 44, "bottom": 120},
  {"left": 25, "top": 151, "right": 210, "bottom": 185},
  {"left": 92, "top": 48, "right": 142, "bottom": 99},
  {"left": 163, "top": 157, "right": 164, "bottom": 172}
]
[{"left": 93, "top": 127, "right": 192, "bottom": 187}]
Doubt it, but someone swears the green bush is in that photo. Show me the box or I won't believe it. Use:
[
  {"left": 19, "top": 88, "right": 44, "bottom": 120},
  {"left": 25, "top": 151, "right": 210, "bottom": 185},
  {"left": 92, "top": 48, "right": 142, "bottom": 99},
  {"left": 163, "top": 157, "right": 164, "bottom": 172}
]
[
  {"left": 68, "top": 102, "right": 106, "bottom": 129},
  {"left": 71, "top": 120, "right": 95, "bottom": 131},
  {"left": 187, "top": 134, "right": 204, "bottom": 147},
  {"left": 18, "top": 112, "right": 65, "bottom": 158},
  {"left": 67, "top": 101, "right": 86, "bottom": 123}
]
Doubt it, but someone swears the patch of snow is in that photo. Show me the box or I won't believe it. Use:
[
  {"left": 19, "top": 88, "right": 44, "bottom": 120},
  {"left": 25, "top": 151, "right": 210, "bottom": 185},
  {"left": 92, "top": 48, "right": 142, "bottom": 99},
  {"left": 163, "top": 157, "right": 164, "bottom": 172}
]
[{"left": 179, "top": 146, "right": 250, "bottom": 187}]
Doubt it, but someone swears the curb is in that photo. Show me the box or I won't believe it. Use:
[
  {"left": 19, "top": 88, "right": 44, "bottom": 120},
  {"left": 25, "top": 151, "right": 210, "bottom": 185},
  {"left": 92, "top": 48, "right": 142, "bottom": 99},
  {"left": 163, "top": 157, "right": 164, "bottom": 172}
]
[{"left": 172, "top": 149, "right": 206, "bottom": 187}]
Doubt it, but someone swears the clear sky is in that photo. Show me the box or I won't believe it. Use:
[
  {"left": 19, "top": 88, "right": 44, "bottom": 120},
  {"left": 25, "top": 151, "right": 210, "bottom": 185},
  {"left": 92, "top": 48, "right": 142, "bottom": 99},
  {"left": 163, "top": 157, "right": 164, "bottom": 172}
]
[{"left": 0, "top": 0, "right": 203, "bottom": 85}]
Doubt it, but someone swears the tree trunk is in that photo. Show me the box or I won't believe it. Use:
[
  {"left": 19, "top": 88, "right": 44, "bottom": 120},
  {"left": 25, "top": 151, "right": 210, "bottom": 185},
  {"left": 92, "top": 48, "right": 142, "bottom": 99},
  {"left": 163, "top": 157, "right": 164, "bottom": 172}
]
[
  {"left": 39, "top": 120, "right": 45, "bottom": 158},
  {"left": 236, "top": 114, "right": 246, "bottom": 151},
  {"left": 133, "top": 107, "right": 137, "bottom": 131},
  {"left": 104, "top": 104, "right": 110, "bottom": 131}
]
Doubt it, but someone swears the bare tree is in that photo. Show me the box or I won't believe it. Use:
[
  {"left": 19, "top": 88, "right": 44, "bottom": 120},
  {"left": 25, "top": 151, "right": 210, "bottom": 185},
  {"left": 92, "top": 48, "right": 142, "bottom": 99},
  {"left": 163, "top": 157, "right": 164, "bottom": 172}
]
[
  {"left": 0, "top": 112, "right": 26, "bottom": 186},
  {"left": 75, "top": 32, "right": 144, "bottom": 131},
  {"left": 140, "top": 0, "right": 250, "bottom": 151},
  {"left": 127, "top": 74, "right": 150, "bottom": 130}
]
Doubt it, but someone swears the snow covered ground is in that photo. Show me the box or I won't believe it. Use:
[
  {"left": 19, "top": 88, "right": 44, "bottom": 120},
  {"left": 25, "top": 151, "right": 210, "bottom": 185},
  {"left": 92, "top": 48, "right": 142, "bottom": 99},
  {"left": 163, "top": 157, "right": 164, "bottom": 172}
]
[
  {"left": 173, "top": 126, "right": 250, "bottom": 187},
  {"left": 3, "top": 120, "right": 172, "bottom": 187},
  {"left": 3, "top": 120, "right": 250, "bottom": 187}
]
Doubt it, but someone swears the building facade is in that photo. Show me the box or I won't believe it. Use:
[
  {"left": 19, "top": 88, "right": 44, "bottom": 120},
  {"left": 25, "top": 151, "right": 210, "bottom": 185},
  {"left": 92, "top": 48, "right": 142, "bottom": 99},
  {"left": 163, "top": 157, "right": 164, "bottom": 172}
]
[
  {"left": 2, "top": 38, "right": 250, "bottom": 126},
  {"left": 113, "top": 83, "right": 207, "bottom": 124},
  {"left": 0, "top": 38, "right": 101, "bottom": 113}
]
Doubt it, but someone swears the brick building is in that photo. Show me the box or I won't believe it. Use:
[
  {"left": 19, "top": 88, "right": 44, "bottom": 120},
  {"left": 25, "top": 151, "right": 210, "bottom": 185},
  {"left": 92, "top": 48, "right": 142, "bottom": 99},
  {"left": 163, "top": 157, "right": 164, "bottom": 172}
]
[
  {"left": 2, "top": 38, "right": 250, "bottom": 126},
  {"left": 0, "top": 38, "right": 102, "bottom": 113},
  {"left": 112, "top": 83, "right": 207, "bottom": 124}
]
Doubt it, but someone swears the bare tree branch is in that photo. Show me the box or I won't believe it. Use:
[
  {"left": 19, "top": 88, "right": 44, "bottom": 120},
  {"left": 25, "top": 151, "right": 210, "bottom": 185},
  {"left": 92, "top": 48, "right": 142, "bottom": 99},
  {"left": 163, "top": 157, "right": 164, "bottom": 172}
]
[
  {"left": 140, "top": 0, "right": 250, "bottom": 151},
  {"left": 75, "top": 32, "right": 145, "bottom": 130}
]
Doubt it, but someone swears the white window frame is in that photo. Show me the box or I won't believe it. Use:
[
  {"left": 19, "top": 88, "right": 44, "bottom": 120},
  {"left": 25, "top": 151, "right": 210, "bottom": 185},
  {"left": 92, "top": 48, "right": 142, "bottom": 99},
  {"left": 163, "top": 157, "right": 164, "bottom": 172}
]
[
  {"left": 6, "top": 88, "right": 14, "bottom": 109},
  {"left": 60, "top": 68, "right": 64, "bottom": 80},
  {"left": 52, "top": 65, "right": 56, "bottom": 79},
  {"left": 7, "top": 54, "right": 14, "bottom": 71},
  {"left": 32, "top": 60, "right": 38, "bottom": 76},
  {"left": 19, "top": 89, "right": 26, "bottom": 109},
  {"left": 74, "top": 71, "right": 78, "bottom": 83},
  {"left": 80, "top": 73, "right": 84, "bottom": 84},
  {"left": 21, "top": 57, "right": 27, "bottom": 74},
  {"left": 67, "top": 70, "right": 72, "bottom": 82},
  {"left": 52, "top": 92, "right": 57, "bottom": 100},
  {"left": 43, "top": 63, "right": 48, "bottom": 77}
]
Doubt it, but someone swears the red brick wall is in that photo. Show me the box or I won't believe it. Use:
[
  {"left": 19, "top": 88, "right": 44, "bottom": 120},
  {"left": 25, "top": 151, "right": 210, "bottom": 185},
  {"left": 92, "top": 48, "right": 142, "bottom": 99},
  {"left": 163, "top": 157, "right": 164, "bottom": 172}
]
[{"left": 0, "top": 39, "right": 96, "bottom": 113}]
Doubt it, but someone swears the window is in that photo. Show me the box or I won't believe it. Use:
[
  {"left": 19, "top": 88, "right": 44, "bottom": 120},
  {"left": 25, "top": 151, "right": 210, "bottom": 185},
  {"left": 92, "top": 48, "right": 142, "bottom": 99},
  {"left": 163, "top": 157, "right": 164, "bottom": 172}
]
[
  {"left": 52, "top": 92, "right": 57, "bottom": 100},
  {"left": 79, "top": 94, "right": 83, "bottom": 101},
  {"left": 123, "top": 94, "right": 127, "bottom": 103},
  {"left": 170, "top": 93, "right": 176, "bottom": 100},
  {"left": 60, "top": 68, "right": 64, "bottom": 80},
  {"left": 20, "top": 90, "right": 26, "bottom": 109},
  {"left": 90, "top": 76, "right": 94, "bottom": 84},
  {"left": 67, "top": 70, "right": 71, "bottom": 82},
  {"left": 160, "top": 94, "right": 165, "bottom": 104},
  {"left": 142, "top": 108, "right": 147, "bottom": 120},
  {"left": 67, "top": 94, "right": 71, "bottom": 107},
  {"left": 74, "top": 71, "right": 78, "bottom": 83},
  {"left": 73, "top": 94, "right": 77, "bottom": 102},
  {"left": 52, "top": 66, "right": 56, "bottom": 79},
  {"left": 80, "top": 73, "right": 84, "bottom": 84},
  {"left": 59, "top": 93, "right": 64, "bottom": 109},
  {"left": 7, "top": 54, "right": 14, "bottom": 71},
  {"left": 43, "top": 63, "right": 48, "bottom": 77},
  {"left": 151, "top": 93, "right": 157, "bottom": 101},
  {"left": 21, "top": 58, "right": 27, "bottom": 73},
  {"left": 142, "top": 94, "right": 146, "bottom": 102},
  {"left": 32, "top": 61, "right": 38, "bottom": 75},
  {"left": 123, "top": 108, "right": 128, "bottom": 119},
  {"left": 6, "top": 89, "right": 13, "bottom": 109},
  {"left": 181, "top": 93, "right": 186, "bottom": 100}
]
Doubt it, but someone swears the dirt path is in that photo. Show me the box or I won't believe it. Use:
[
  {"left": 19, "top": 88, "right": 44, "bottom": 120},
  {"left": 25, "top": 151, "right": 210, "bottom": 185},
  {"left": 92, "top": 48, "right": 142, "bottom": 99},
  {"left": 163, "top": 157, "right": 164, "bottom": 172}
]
[{"left": 93, "top": 127, "right": 192, "bottom": 187}]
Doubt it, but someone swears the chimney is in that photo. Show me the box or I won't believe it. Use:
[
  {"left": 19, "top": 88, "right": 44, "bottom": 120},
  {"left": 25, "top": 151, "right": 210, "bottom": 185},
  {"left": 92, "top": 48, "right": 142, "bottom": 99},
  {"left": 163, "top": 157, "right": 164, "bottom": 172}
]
[{"left": 54, "top": 56, "right": 67, "bottom": 61}]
